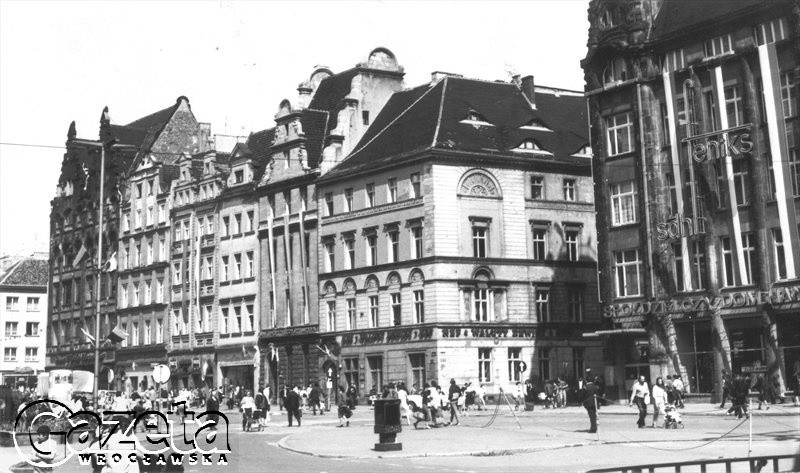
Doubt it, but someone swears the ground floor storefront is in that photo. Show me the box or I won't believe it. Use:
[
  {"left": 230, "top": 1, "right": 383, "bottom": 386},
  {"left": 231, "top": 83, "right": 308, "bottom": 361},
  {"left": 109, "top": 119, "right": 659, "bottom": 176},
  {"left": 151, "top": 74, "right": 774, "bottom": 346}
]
[
  {"left": 258, "top": 324, "right": 322, "bottom": 403},
  {"left": 602, "top": 284, "right": 800, "bottom": 402},
  {"left": 113, "top": 346, "right": 167, "bottom": 395},
  {"left": 168, "top": 351, "right": 216, "bottom": 390}
]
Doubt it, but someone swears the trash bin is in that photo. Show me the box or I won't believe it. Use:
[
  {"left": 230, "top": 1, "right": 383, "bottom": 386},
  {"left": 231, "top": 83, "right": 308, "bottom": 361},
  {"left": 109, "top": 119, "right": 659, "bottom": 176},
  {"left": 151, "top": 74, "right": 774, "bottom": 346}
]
[{"left": 372, "top": 398, "right": 402, "bottom": 451}]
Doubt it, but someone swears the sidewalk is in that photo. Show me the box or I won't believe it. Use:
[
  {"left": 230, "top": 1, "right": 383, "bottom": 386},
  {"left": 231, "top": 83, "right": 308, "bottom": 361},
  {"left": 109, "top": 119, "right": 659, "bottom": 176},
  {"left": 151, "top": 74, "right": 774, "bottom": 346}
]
[{"left": 277, "top": 403, "right": 800, "bottom": 459}]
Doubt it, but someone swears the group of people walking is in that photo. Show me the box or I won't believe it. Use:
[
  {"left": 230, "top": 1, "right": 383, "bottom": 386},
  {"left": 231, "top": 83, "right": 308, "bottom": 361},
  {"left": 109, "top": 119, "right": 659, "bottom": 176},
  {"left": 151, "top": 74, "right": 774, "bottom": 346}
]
[{"left": 628, "top": 374, "right": 687, "bottom": 429}]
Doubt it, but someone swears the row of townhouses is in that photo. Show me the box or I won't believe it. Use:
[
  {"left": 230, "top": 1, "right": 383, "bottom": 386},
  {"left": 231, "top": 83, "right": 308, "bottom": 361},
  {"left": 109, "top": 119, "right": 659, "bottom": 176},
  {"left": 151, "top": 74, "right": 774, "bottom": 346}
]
[{"left": 47, "top": 48, "right": 602, "bottom": 400}]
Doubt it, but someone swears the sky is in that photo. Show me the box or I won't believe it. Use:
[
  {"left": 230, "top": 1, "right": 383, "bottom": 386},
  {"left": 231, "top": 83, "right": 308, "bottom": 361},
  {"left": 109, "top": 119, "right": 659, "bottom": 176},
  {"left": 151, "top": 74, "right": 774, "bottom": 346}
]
[{"left": 0, "top": 0, "right": 590, "bottom": 257}]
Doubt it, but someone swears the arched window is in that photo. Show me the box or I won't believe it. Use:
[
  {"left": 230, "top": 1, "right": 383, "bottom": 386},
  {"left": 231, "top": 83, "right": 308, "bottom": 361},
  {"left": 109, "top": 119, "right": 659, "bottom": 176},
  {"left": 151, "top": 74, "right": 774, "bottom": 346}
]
[
  {"left": 458, "top": 170, "right": 502, "bottom": 197},
  {"left": 459, "top": 267, "right": 507, "bottom": 322}
]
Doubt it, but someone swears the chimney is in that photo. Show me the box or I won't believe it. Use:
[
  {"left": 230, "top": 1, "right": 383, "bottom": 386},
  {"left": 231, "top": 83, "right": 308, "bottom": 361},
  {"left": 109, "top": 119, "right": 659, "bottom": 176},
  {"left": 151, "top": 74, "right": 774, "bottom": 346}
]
[
  {"left": 521, "top": 75, "right": 536, "bottom": 109},
  {"left": 430, "top": 71, "right": 463, "bottom": 86}
]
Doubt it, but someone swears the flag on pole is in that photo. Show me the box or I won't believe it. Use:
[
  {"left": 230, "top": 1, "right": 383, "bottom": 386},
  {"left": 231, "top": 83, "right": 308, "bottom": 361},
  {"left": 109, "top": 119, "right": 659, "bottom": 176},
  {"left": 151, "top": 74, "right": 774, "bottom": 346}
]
[
  {"left": 80, "top": 327, "right": 95, "bottom": 345},
  {"left": 72, "top": 244, "right": 88, "bottom": 268},
  {"left": 107, "top": 325, "right": 128, "bottom": 344},
  {"left": 102, "top": 252, "right": 117, "bottom": 272}
]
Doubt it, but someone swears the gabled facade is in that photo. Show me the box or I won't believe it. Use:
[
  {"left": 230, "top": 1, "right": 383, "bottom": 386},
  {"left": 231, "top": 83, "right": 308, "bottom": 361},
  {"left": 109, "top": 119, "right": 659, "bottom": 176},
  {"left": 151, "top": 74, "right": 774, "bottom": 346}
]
[
  {"left": 582, "top": 0, "right": 800, "bottom": 400},
  {"left": 257, "top": 48, "right": 405, "bottom": 397},
  {"left": 315, "top": 73, "right": 603, "bottom": 399}
]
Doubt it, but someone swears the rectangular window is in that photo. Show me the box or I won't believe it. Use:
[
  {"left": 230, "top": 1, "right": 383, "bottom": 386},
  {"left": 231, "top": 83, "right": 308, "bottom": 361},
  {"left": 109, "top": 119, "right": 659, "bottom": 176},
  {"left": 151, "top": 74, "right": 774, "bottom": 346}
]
[
  {"left": 478, "top": 348, "right": 492, "bottom": 383},
  {"left": 325, "top": 193, "right": 334, "bottom": 216},
  {"left": 568, "top": 288, "right": 583, "bottom": 322},
  {"left": 143, "top": 320, "right": 152, "bottom": 345},
  {"left": 344, "top": 188, "right": 354, "bottom": 212},
  {"left": 26, "top": 297, "right": 39, "bottom": 312},
  {"left": 411, "top": 226, "right": 423, "bottom": 259},
  {"left": 663, "top": 48, "right": 685, "bottom": 72},
  {"left": 536, "top": 288, "right": 550, "bottom": 322},
  {"left": 410, "top": 173, "right": 421, "bottom": 198},
  {"left": 158, "top": 236, "right": 166, "bottom": 261},
  {"left": 474, "top": 289, "right": 489, "bottom": 322},
  {"left": 781, "top": 72, "right": 796, "bottom": 118},
  {"left": 131, "top": 322, "right": 139, "bottom": 346},
  {"left": 666, "top": 173, "right": 678, "bottom": 214},
  {"left": 714, "top": 161, "right": 728, "bottom": 208},
  {"left": 327, "top": 301, "right": 336, "bottom": 331},
  {"left": 614, "top": 250, "right": 641, "bottom": 297},
  {"left": 122, "top": 213, "right": 130, "bottom": 232},
  {"left": 146, "top": 206, "right": 153, "bottom": 226},
  {"left": 387, "top": 178, "right": 397, "bottom": 203},
  {"left": 120, "top": 284, "right": 128, "bottom": 308},
  {"left": 538, "top": 348, "right": 551, "bottom": 381},
  {"left": 362, "top": 110, "right": 370, "bottom": 126},
  {"left": 344, "top": 237, "right": 355, "bottom": 270},
  {"left": 343, "top": 358, "right": 359, "bottom": 391},
  {"left": 610, "top": 181, "right": 637, "bottom": 226},
  {"left": 413, "top": 290, "right": 424, "bottom": 324},
  {"left": 410, "top": 353, "right": 426, "bottom": 389},
  {"left": 25, "top": 322, "right": 38, "bottom": 336},
  {"left": 155, "top": 319, "right": 163, "bottom": 344},
  {"left": 790, "top": 149, "right": 800, "bottom": 197},
  {"left": 132, "top": 282, "right": 140, "bottom": 307},
  {"left": 300, "top": 187, "right": 308, "bottom": 212},
  {"left": 472, "top": 225, "right": 487, "bottom": 258},
  {"left": 391, "top": 293, "right": 401, "bottom": 326},
  {"left": 705, "top": 91, "right": 718, "bottom": 131},
  {"left": 725, "top": 86, "right": 744, "bottom": 127},
  {"left": 366, "top": 234, "right": 378, "bottom": 266},
  {"left": 563, "top": 179, "right": 576, "bottom": 201},
  {"left": 246, "top": 251, "right": 254, "bottom": 278},
  {"left": 606, "top": 113, "right": 633, "bottom": 156},
  {"left": 366, "top": 183, "right": 375, "bottom": 207},
  {"left": 508, "top": 347, "right": 522, "bottom": 382},
  {"left": 388, "top": 230, "right": 399, "bottom": 263},
  {"left": 155, "top": 278, "right": 163, "bottom": 303},
  {"left": 284, "top": 191, "right": 291, "bottom": 216},
  {"left": 25, "top": 347, "right": 38, "bottom": 362},
  {"left": 742, "top": 233, "right": 755, "bottom": 286},
  {"left": 704, "top": 34, "right": 732, "bottom": 58},
  {"left": 246, "top": 304, "right": 254, "bottom": 332},
  {"left": 234, "top": 213, "right": 242, "bottom": 234},
  {"left": 324, "top": 241, "right": 335, "bottom": 272},
  {"left": 144, "top": 280, "right": 152, "bottom": 305},
  {"left": 755, "top": 18, "right": 787, "bottom": 45},
  {"left": 530, "top": 175, "right": 544, "bottom": 199},
  {"left": 673, "top": 242, "right": 686, "bottom": 292},
  {"left": 691, "top": 241, "right": 707, "bottom": 290},
  {"left": 158, "top": 204, "right": 166, "bottom": 223},
  {"left": 4, "top": 347, "right": 16, "bottom": 362},
  {"left": 369, "top": 295, "right": 379, "bottom": 328},
  {"left": 5, "top": 322, "right": 18, "bottom": 337},
  {"left": 565, "top": 229, "right": 579, "bottom": 261},
  {"left": 222, "top": 216, "right": 230, "bottom": 237},
  {"left": 221, "top": 256, "right": 229, "bottom": 281},
  {"left": 220, "top": 307, "right": 229, "bottom": 334},
  {"left": 532, "top": 226, "right": 547, "bottom": 261},
  {"left": 346, "top": 298, "right": 356, "bottom": 331},
  {"left": 772, "top": 228, "right": 787, "bottom": 280},
  {"left": 246, "top": 210, "right": 254, "bottom": 233},
  {"left": 233, "top": 254, "right": 242, "bottom": 280},
  {"left": 234, "top": 305, "right": 243, "bottom": 333},
  {"left": 367, "top": 355, "right": 383, "bottom": 393},
  {"left": 721, "top": 236, "right": 736, "bottom": 287}
]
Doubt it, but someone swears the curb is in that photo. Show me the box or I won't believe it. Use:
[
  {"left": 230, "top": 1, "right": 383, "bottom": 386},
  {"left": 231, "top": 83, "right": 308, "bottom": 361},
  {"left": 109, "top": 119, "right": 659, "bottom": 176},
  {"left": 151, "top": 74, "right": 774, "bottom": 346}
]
[{"left": 275, "top": 433, "right": 596, "bottom": 459}]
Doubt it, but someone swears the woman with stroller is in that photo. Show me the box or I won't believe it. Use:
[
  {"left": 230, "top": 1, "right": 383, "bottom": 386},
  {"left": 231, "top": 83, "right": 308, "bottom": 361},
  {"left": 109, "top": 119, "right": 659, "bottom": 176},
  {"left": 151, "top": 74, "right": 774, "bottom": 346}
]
[
  {"left": 240, "top": 390, "right": 256, "bottom": 431},
  {"left": 651, "top": 377, "right": 668, "bottom": 428}
]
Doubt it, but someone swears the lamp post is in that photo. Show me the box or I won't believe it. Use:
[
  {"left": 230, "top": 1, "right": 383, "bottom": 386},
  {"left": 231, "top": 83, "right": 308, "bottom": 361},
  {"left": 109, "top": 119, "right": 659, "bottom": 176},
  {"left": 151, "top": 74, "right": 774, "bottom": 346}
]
[{"left": 73, "top": 137, "right": 118, "bottom": 408}]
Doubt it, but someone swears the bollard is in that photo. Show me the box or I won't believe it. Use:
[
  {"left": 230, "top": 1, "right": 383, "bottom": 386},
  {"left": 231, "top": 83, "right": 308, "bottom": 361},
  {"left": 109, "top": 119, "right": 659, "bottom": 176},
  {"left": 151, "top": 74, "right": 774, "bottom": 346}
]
[{"left": 373, "top": 398, "right": 402, "bottom": 451}]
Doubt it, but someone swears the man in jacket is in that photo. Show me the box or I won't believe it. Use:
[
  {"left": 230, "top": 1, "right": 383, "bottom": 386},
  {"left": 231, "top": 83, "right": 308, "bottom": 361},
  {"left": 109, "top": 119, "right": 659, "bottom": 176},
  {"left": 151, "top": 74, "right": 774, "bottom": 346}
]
[
  {"left": 285, "top": 386, "right": 301, "bottom": 427},
  {"left": 581, "top": 378, "right": 600, "bottom": 433}
]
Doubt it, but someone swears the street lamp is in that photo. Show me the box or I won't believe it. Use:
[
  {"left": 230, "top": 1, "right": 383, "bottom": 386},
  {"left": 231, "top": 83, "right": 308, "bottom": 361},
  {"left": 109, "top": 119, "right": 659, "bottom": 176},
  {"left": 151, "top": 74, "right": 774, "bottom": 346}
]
[{"left": 72, "top": 137, "right": 118, "bottom": 408}]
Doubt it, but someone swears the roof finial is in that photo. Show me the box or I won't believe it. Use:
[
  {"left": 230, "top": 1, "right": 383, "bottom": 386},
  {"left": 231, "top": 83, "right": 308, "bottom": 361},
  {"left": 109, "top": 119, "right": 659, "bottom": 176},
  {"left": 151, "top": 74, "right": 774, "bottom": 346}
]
[{"left": 67, "top": 121, "right": 77, "bottom": 140}]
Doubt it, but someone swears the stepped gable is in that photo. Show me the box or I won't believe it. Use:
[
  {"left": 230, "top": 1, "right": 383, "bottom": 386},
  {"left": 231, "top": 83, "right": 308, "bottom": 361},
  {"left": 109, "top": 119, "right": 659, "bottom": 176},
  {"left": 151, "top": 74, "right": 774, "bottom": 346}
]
[
  {"left": 651, "top": 0, "right": 765, "bottom": 42},
  {"left": 0, "top": 258, "right": 49, "bottom": 288},
  {"left": 324, "top": 76, "right": 589, "bottom": 179}
]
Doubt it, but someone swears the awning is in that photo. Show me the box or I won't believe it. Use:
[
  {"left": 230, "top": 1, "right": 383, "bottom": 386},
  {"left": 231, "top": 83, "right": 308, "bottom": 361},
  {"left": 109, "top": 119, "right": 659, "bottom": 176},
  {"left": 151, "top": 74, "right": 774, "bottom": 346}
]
[{"left": 582, "top": 328, "right": 647, "bottom": 337}]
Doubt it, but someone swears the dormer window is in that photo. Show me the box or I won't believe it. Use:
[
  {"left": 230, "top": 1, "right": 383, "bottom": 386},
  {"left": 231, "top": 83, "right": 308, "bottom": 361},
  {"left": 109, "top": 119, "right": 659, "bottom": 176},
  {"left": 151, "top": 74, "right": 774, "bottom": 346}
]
[
  {"left": 603, "top": 58, "right": 628, "bottom": 85},
  {"left": 461, "top": 110, "right": 492, "bottom": 127},
  {"left": 704, "top": 34, "right": 732, "bottom": 59},
  {"left": 521, "top": 119, "right": 552, "bottom": 131},
  {"left": 514, "top": 139, "right": 551, "bottom": 154},
  {"left": 572, "top": 145, "right": 593, "bottom": 158},
  {"left": 234, "top": 169, "right": 244, "bottom": 184}
]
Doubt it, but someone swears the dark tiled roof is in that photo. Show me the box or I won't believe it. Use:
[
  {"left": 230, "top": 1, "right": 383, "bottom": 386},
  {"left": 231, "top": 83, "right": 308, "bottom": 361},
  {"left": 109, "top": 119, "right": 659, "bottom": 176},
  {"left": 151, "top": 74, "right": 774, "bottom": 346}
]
[
  {"left": 108, "top": 125, "right": 148, "bottom": 148},
  {"left": 307, "top": 68, "right": 360, "bottom": 133},
  {"left": 651, "top": 0, "right": 766, "bottom": 41},
  {"left": 0, "top": 258, "right": 49, "bottom": 288},
  {"left": 245, "top": 128, "right": 275, "bottom": 182},
  {"left": 324, "top": 77, "right": 589, "bottom": 179},
  {"left": 125, "top": 101, "right": 182, "bottom": 130}
]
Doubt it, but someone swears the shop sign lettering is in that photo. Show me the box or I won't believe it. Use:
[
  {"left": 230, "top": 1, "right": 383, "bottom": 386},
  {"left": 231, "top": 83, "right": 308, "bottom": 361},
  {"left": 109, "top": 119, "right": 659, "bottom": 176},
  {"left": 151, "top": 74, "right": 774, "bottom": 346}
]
[
  {"left": 340, "top": 327, "right": 434, "bottom": 347},
  {"left": 682, "top": 124, "right": 753, "bottom": 163},
  {"left": 656, "top": 213, "right": 705, "bottom": 241},
  {"left": 604, "top": 285, "right": 800, "bottom": 318},
  {"left": 440, "top": 327, "right": 535, "bottom": 339}
]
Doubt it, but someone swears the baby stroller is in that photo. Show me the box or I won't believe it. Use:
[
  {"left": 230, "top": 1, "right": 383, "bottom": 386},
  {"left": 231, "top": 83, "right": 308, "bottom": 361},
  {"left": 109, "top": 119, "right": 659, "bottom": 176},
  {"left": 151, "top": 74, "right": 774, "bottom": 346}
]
[
  {"left": 663, "top": 404, "right": 683, "bottom": 429},
  {"left": 243, "top": 407, "right": 263, "bottom": 432}
]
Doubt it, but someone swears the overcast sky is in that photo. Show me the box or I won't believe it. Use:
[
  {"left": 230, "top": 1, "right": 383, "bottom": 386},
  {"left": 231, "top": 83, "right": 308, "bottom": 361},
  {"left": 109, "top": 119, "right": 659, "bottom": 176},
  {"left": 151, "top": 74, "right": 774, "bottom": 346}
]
[{"left": 0, "top": 0, "right": 590, "bottom": 256}]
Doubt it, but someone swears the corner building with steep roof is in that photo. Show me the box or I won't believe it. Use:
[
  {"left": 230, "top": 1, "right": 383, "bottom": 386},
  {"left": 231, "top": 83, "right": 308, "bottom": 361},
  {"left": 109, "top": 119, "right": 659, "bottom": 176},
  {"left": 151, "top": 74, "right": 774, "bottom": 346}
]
[{"left": 315, "top": 73, "right": 603, "bottom": 401}]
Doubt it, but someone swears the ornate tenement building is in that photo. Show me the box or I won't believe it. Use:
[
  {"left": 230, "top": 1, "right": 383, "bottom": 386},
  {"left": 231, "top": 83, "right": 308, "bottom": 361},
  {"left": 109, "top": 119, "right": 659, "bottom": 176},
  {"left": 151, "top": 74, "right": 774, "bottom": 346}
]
[
  {"left": 256, "top": 48, "right": 405, "bottom": 394},
  {"left": 582, "top": 0, "right": 800, "bottom": 400},
  {"left": 315, "top": 73, "right": 602, "bottom": 399}
]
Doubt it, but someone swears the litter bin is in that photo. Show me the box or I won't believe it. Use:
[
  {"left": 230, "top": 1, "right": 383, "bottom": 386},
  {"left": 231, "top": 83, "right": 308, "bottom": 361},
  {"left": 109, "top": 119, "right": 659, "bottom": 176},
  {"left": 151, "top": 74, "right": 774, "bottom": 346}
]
[{"left": 373, "top": 398, "right": 402, "bottom": 451}]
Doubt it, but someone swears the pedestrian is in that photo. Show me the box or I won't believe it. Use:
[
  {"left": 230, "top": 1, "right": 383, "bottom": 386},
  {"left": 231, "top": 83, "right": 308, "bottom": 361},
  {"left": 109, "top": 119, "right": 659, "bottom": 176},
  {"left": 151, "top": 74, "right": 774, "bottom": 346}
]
[
  {"left": 729, "top": 374, "right": 750, "bottom": 419},
  {"left": 664, "top": 375, "right": 674, "bottom": 405},
  {"left": 206, "top": 388, "right": 220, "bottom": 430},
  {"left": 448, "top": 379, "right": 461, "bottom": 426},
  {"left": 719, "top": 370, "right": 731, "bottom": 408},
  {"left": 346, "top": 383, "right": 358, "bottom": 410},
  {"left": 254, "top": 386, "right": 267, "bottom": 425},
  {"left": 514, "top": 381, "right": 524, "bottom": 410},
  {"left": 262, "top": 384, "right": 272, "bottom": 421},
  {"left": 397, "top": 382, "right": 413, "bottom": 426},
  {"left": 475, "top": 383, "right": 487, "bottom": 410},
  {"left": 544, "top": 380, "right": 555, "bottom": 409},
  {"left": 336, "top": 386, "right": 351, "bottom": 427},
  {"left": 628, "top": 375, "right": 649, "bottom": 428},
  {"left": 753, "top": 374, "right": 768, "bottom": 410},
  {"left": 279, "top": 385, "right": 288, "bottom": 411},
  {"left": 651, "top": 377, "right": 668, "bottom": 428},
  {"left": 309, "top": 382, "right": 322, "bottom": 415},
  {"left": 672, "top": 374, "right": 685, "bottom": 408},
  {"left": 556, "top": 377, "right": 568, "bottom": 408},
  {"left": 524, "top": 379, "right": 536, "bottom": 411},
  {"left": 30, "top": 425, "right": 56, "bottom": 473},
  {"left": 581, "top": 378, "right": 599, "bottom": 433},
  {"left": 285, "top": 386, "right": 301, "bottom": 427},
  {"left": 240, "top": 390, "right": 256, "bottom": 431},
  {"left": 792, "top": 361, "right": 800, "bottom": 407}
]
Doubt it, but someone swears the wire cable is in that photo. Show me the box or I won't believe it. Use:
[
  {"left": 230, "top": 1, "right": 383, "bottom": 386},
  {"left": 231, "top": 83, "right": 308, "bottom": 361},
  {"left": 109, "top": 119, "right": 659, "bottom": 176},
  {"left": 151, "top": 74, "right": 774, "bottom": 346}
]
[{"left": 610, "top": 416, "right": 748, "bottom": 452}]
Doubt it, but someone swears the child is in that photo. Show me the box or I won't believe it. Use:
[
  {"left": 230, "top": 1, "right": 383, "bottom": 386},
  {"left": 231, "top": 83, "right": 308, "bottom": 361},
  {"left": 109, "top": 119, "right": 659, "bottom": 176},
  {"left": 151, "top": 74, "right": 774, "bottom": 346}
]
[
  {"left": 31, "top": 425, "right": 56, "bottom": 472},
  {"left": 336, "top": 387, "right": 351, "bottom": 427}
]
